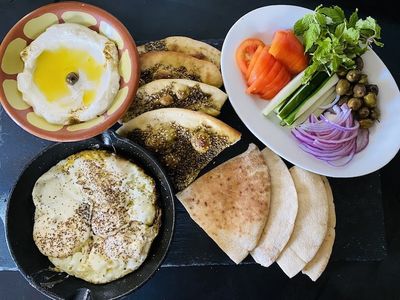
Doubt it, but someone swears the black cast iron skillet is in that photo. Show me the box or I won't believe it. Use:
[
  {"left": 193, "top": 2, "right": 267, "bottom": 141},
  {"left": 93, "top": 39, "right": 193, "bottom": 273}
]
[{"left": 5, "top": 131, "right": 175, "bottom": 299}]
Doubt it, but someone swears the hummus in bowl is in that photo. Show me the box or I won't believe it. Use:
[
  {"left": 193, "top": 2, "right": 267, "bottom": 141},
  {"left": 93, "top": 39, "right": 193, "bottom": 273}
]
[
  {"left": 17, "top": 23, "right": 120, "bottom": 125},
  {"left": 0, "top": 2, "right": 140, "bottom": 141}
]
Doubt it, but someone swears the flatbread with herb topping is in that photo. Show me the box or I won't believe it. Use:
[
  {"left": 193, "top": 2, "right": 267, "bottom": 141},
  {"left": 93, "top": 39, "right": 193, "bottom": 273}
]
[
  {"left": 176, "top": 144, "right": 271, "bottom": 264},
  {"left": 140, "top": 51, "right": 223, "bottom": 87},
  {"left": 121, "top": 79, "right": 227, "bottom": 123},
  {"left": 116, "top": 108, "right": 241, "bottom": 191},
  {"left": 138, "top": 36, "right": 221, "bottom": 69}
]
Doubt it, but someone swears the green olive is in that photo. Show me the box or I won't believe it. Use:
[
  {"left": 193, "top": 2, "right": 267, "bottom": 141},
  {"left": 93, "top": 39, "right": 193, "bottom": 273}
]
[
  {"left": 347, "top": 97, "right": 362, "bottom": 111},
  {"left": 336, "top": 79, "right": 351, "bottom": 96},
  {"left": 364, "top": 92, "right": 377, "bottom": 108},
  {"left": 353, "top": 84, "right": 367, "bottom": 98},
  {"left": 358, "top": 106, "right": 370, "bottom": 119},
  {"left": 370, "top": 108, "right": 381, "bottom": 120},
  {"left": 366, "top": 84, "right": 379, "bottom": 95},
  {"left": 355, "top": 56, "right": 364, "bottom": 70},
  {"left": 358, "top": 74, "right": 368, "bottom": 84},
  {"left": 346, "top": 69, "right": 361, "bottom": 82},
  {"left": 359, "top": 119, "right": 374, "bottom": 129}
]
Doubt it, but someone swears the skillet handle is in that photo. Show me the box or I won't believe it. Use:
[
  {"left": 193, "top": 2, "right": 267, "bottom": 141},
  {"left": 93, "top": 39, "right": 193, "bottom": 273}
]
[{"left": 69, "top": 288, "right": 91, "bottom": 300}]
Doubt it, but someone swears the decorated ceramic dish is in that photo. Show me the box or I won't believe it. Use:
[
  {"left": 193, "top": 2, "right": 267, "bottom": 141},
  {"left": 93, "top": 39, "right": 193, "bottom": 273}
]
[{"left": 0, "top": 1, "right": 139, "bottom": 142}]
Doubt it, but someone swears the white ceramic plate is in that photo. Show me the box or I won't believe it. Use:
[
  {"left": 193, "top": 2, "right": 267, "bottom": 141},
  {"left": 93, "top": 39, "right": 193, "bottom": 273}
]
[{"left": 221, "top": 5, "right": 400, "bottom": 177}]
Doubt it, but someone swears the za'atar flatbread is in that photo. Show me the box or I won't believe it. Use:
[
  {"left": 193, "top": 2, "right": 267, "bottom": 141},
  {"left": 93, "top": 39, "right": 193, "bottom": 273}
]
[
  {"left": 138, "top": 36, "right": 221, "bottom": 68},
  {"left": 176, "top": 144, "right": 271, "bottom": 264},
  {"left": 117, "top": 108, "right": 240, "bottom": 191},
  {"left": 251, "top": 147, "right": 298, "bottom": 267},
  {"left": 302, "top": 176, "right": 336, "bottom": 281},
  {"left": 276, "top": 166, "right": 329, "bottom": 278},
  {"left": 121, "top": 79, "right": 227, "bottom": 122}
]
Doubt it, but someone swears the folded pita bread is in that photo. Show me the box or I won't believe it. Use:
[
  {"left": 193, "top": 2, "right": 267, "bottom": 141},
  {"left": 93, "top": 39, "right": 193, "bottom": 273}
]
[
  {"left": 302, "top": 176, "right": 336, "bottom": 281},
  {"left": 176, "top": 144, "right": 271, "bottom": 264},
  {"left": 117, "top": 108, "right": 240, "bottom": 191},
  {"left": 121, "top": 79, "right": 227, "bottom": 123},
  {"left": 138, "top": 36, "right": 221, "bottom": 68},
  {"left": 276, "top": 166, "right": 328, "bottom": 278},
  {"left": 251, "top": 147, "right": 298, "bottom": 267}
]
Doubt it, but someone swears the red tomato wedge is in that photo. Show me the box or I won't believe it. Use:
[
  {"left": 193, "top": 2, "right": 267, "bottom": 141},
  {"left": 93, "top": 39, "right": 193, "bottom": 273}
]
[
  {"left": 247, "top": 46, "right": 273, "bottom": 86},
  {"left": 245, "top": 45, "right": 264, "bottom": 80},
  {"left": 269, "top": 30, "right": 308, "bottom": 74},
  {"left": 236, "top": 38, "right": 265, "bottom": 75},
  {"left": 247, "top": 59, "right": 282, "bottom": 94},
  {"left": 261, "top": 67, "right": 292, "bottom": 99}
]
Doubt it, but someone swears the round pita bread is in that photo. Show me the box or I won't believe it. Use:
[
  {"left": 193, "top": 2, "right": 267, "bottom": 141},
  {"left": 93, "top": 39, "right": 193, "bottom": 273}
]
[
  {"left": 302, "top": 176, "right": 336, "bottom": 281},
  {"left": 251, "top": 147, "right": 298, "bottom": 267},
  {"left": 276, "top": 166, "right": 329, "bottom": 278},
  {"left": 176, "top": 144, "right": 270, "bottom": 264}
]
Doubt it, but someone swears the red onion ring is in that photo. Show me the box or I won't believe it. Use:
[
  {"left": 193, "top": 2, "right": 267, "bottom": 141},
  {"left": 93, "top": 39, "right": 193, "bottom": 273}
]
[{"left": 292, "top": 104, "right": 369, "bottom": 166}]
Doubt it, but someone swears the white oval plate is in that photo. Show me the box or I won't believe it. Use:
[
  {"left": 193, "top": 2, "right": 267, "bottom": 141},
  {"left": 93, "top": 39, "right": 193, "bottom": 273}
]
[{"left": 221, "top": 5, "right": 400, "bottom": 177}]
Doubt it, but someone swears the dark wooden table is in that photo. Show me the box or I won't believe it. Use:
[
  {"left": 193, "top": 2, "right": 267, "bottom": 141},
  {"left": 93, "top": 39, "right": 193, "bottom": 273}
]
[{"left": 1, "top": 0, "right": 400, "bottom": 299}]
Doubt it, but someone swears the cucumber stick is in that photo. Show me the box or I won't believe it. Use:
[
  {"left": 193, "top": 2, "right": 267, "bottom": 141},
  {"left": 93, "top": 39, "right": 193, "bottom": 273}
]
[
  {"left": 277, "top": 72, "right": 329, "bottom": 120},
  {"left": 283, "top": 74, "right": 339, "bottom": 125},
  {"left": 262, "top": 70, "right": 305, "bottom": 117},
  {"left": 289, "top": 87, "right": 336, "bottom": 127}
]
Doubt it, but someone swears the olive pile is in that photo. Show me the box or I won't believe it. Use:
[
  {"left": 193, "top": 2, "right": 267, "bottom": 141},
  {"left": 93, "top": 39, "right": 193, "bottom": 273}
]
[{"left": 336, "top": 57, "right": 380, "bottom": 129}]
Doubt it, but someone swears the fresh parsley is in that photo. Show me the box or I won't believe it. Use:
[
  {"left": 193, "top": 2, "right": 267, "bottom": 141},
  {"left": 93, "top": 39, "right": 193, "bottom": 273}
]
[{"left": 294, "top": 5, "right": 383, "bottom": 83}]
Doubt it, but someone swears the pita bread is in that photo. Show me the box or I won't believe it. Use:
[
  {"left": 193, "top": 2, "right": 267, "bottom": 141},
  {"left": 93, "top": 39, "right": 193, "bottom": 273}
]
[
  {"left": 176, "top": 144, "right": 271, "bottom": 264},
  {"left": 140, "top": 51, "right": 222, "bottom": 87},
  {"left": 138, "top": 36, "right": 221, "bottom": 68},
  {"left": 302, "top": 176, "right": 336, "bottom": 281},
  {"left": 117, "top": 108, "right": 240, "bottom": 191},
  {"left": 251, "top": 147, "right": 298, "bottom": 267},
  {"left": 121, "top": 79, "right": 227, "bottom": 122},
  {"left": 276, "top": 166, "right": 328, "bottom": 278}
]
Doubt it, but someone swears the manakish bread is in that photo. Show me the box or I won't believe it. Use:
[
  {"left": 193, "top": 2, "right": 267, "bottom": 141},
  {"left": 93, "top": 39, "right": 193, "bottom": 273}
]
[
  {"left": 302, "top": 176, "right": 336, "bottom": 281},
  {"left": 251, "top": 147, "right": 298, "bottom": 267},
  {"left": 176, "top": 144, "right": 271, "bottom": 264},
  {"left": 276, "top": 166, "right": 329, "bottom": 278},
  {"left": 138, "top": 36, "right": 221, "bottom": 68},
  {"left": 117, "top": 108, "right": 241, "bottom": 191},
  {"left": 140, "top": 51, "right": 223, "bottom": 87},
  {"left": 121, "top": 79, "right": 227, "bottom": 122}
]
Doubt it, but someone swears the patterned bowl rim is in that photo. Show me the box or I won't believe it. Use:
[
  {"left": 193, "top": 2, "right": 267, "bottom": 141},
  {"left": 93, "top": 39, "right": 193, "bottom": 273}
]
[{"left": 0, "top": 1, "right": 140, "bottom": 142}]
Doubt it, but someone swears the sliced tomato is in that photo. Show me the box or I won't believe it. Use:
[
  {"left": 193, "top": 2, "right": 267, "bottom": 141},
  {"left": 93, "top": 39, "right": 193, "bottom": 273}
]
[
  {"left": 245, "top": 45, "right": 264, "bottom": 80},
  {"left": 236, "top": 38, "right": 265, "bottom": 75},
  {"left": 269, "top": 30, "right": 308, "bottom": 74},
  {"left": 261, "top": 66, "right": 292, "bottom": 99},
  {"left": 247, "top": 59, "right": 282, "bottom": 94},
  {"left": 247, "top": 46, "right": 273, "bottom": 86}
]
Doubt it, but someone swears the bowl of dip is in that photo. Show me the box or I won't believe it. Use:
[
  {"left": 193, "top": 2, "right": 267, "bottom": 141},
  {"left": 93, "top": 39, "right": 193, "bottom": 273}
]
[{"left": 0, "top": 2, "right": 139, "bottom": 141}]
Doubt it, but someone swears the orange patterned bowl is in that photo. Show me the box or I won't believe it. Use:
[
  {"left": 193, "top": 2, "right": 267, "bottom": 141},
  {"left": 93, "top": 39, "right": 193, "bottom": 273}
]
[{"left": 0, "top": 1, "right": 139, "bottom": 141}]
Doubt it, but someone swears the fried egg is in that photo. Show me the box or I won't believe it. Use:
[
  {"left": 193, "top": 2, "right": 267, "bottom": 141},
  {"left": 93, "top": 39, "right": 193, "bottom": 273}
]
[
  {"left": 17, "top": 24, "right": 120, "bottom": 125},
  {"left": 32, "top": 150, "right": 160, "bottom": 284}
]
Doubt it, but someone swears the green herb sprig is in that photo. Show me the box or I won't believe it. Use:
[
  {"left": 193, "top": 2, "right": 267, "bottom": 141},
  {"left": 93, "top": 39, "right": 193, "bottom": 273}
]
[{"left": 294, "top": 5, "right": 383, "bottom": 83}]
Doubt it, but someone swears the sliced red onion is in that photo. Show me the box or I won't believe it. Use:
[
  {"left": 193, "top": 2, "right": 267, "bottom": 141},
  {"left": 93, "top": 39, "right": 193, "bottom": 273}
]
[{"left": 291, "top": 104, "right": 369, "bottom": 166}]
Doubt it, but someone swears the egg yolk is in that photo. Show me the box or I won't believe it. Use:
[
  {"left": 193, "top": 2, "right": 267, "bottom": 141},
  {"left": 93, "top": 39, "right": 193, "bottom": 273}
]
[{"left": 33, "top": 47, "right": 104, "bottom": 106}]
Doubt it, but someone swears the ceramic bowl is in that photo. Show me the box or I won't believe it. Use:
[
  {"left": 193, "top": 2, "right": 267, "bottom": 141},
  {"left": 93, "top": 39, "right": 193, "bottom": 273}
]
[{"left": 0, "top": 1, "right": 140, "bottom": 142}]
